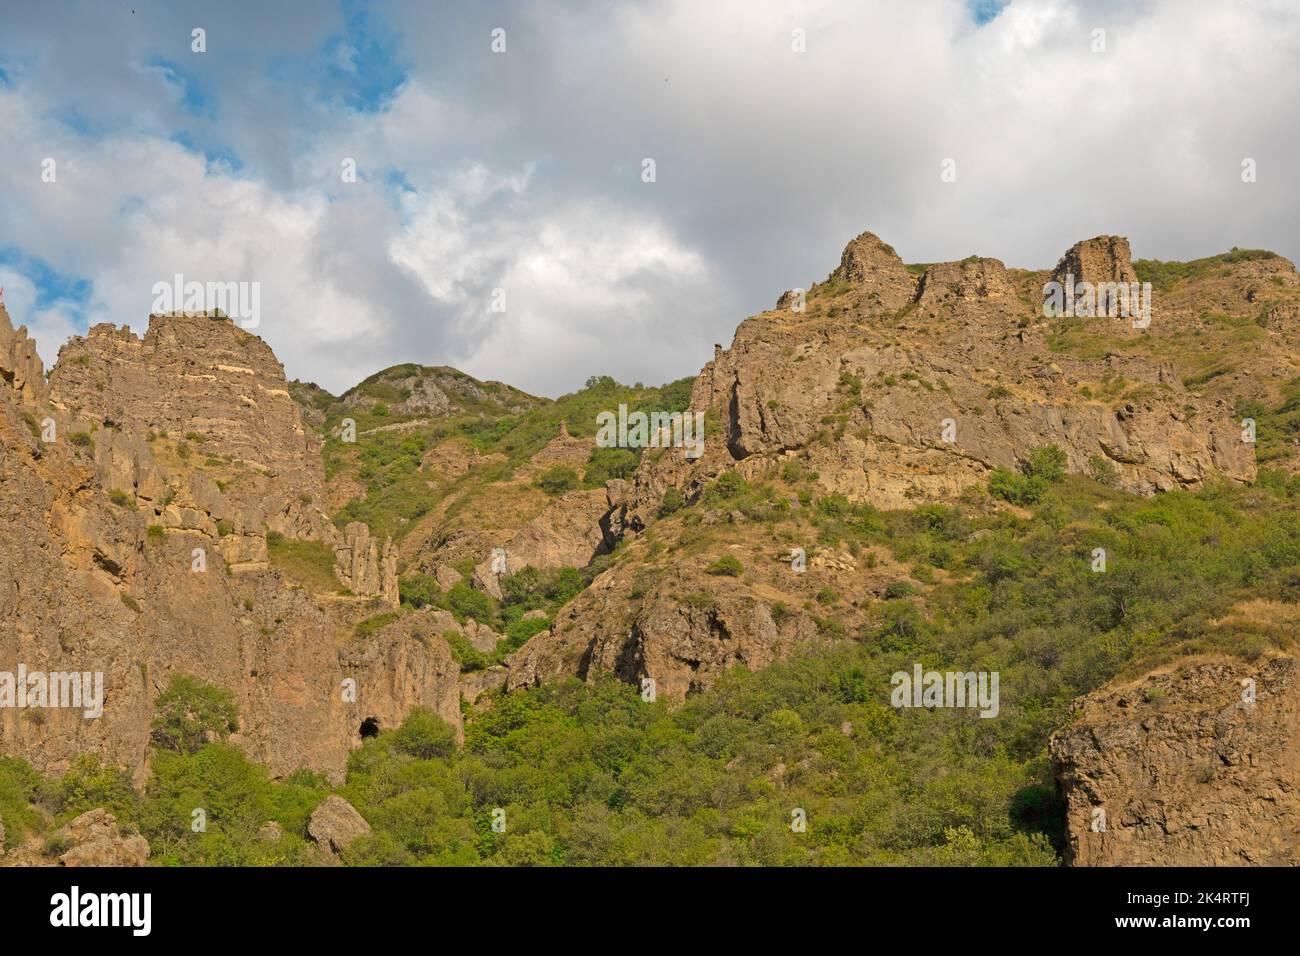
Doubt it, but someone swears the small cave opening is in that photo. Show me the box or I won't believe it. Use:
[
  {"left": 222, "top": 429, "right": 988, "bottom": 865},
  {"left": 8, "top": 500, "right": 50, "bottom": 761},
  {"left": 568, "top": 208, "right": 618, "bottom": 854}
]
[{"left": 359, "top": 716, "right": 381, "bottom": 740}]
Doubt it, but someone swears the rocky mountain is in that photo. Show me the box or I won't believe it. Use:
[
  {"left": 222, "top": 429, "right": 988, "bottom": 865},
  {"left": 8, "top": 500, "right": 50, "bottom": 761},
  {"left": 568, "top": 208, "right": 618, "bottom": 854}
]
[
  {"left": 339, "top": 363, "right": 540, "bottom": 420},
  {"left": 2, "top": 227, "right": 1298, "bottom": 867},
  {"left": 514, "top": 232, "right": 1278, "bottom": 699},
  {"left": 0, "top": 306, "right": 458, "bottom": 784}
]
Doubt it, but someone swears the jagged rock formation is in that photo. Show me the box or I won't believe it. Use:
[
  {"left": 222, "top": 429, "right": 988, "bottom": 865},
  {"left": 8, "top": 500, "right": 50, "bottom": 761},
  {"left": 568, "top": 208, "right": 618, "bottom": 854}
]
[
  {"left": 509, "top": 569, "right": 807, "bottom": 700},
  {"left": 1051, "top": 655, "right": 1300, "bottom": 866},
  {"left": 915, "top": 256, "right": 1016, "bottom": 308},
  {"left": 0, "top": 307, "right": 46, "bottom": 404},
  {"left": 338, "top": 610, "right": 463, "bottom": 739},
  {"left": 48, "top": 314, "right": 336, "bottom": 546},
  {"left": 608, "top": 230, "right": 1258, "bottom": 535},
  {"left": 471, "top": 489, "right": 609, "bottom": 598},
  {"left": 49, "top": 315, "right": 322, "bottom": 492},
  {"left": 1052, "top": 235, "right": 1140, "bottom": 289},
  {"left": 833, "top": 231, "right": 917, "bottom": 310},
  {"left": 0, "top": 307, "right": 459, "bottom": 783},
  {"left": 520, "top": 229, "right": 1289, "bottom": 707},
  {"left": 333, "top": 521, "right": 398, "bottom": 605},
  {"left": 507, "top": 525, "right": 907, "bottom": 702}
]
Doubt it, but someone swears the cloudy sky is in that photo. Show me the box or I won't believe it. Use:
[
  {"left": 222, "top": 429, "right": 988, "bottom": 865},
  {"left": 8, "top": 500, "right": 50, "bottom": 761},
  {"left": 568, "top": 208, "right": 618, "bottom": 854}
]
[{"left": 0, "top": 0, "right": 1297, "bottom": 396}]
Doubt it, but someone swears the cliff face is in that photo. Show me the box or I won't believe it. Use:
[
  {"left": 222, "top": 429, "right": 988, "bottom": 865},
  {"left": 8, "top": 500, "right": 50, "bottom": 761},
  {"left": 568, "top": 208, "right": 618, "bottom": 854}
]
[
  {"left": 536, "top": 232, "right": 1272, "bottom": 702},
  {"left": 49, "top": 315, "right": 322, "bottom": 489},
  {"left": 0, "top": 305, "right": 457, "bottom": 783},
  {"left": 609, "top": 233, "right": 1257, "bottom": 538},
  {"left": 1050, "top": 655, "right": 1300, "bottom": 866}
]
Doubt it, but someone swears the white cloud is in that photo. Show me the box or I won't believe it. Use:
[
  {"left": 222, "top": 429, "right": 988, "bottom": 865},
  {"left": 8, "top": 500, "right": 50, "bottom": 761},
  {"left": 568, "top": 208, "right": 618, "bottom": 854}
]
[{"left": 0, "top": 0, "right": 1297, "bottom": 395}]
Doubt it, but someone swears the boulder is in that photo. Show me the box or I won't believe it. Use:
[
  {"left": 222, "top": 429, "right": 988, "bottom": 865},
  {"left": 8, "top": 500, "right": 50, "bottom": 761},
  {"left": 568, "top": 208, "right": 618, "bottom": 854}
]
[
  {"left": 55, "top": 809, "right": 151, "bottom": 867},
  {"left": 307, "top": 796, "right": 371, "bottom": 855}
]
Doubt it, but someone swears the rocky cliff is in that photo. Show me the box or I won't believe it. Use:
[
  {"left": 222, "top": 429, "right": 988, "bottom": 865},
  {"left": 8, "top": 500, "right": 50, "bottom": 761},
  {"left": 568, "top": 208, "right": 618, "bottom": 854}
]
[
  {"left": 0, "top": 305, "right": 457, "bottom": 783},
  {"left": 1051, "top": 655, "right": 1300, "bottom": 866},
  {"left": 521, "top": 231, "right": 1270, "bottom": 702},
  {"left": 611, "top": 232, "right": 1256, "bottom": 537}
]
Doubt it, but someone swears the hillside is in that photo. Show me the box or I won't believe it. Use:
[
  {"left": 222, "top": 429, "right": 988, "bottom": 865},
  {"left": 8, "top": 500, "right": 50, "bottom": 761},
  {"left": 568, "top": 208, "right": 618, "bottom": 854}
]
[{"left": 2, "top": 229, "right": 1299, "bottom": 866}]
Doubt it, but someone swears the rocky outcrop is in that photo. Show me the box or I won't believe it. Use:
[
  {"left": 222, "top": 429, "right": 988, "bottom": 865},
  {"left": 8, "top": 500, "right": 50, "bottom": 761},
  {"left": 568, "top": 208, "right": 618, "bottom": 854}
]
[
  {"left": 1052, "top": 235, "right": 1140, "bottom": 289},
  {"left": 338, "top": 611, "right": 464, "bottom": 744},
  {"left": 333, "top": 521, "right": 398, "bottom": 605},
  {"left": 471, "top": 490, "right": 609, "bottom": 598},
  {"left": 1050, "top": 655, "right": 1300, "bottom": 866},
  {"left": 57, "top": 809, "right": 151, "bottom": 867},
  {"left": 49, "top": 314, "right": 322, "bottom": 488},
  {"left": 915, "top": 256, "right": 1015, "bottom": 308},
  {"left": 0, "top": 302, "right": 47, "bottom": 404},
  {"left": 47, "top": 313, "right": 333, "bottom": 545},
  {"left": 343, "top": 365, "right": 540, "bottom": 418},
  {"left": 833, "top": 231, "right": 916, "bottom": 310},
  {"left": 507, "top": 577, "right": 816, "bottom": 703},
  {"left": 0, "top": 808, "right": 150, "bottom": 867},
  {"left": 607, "top": 231, "right": 1257, "bottom": 531},
  {"left": 0, "top": 307, "right": 459, "bottom": 784},
  {"left": 307, "top": 796, "right": 371, "bottom": 855}
]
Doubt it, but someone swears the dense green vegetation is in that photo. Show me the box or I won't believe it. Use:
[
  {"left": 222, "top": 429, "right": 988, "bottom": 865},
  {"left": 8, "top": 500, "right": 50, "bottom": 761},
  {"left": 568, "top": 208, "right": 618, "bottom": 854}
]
[
  {"left": 1236, "top": 376, "right": 1300, "bottom": 466},
  {"left": 397, "top": 563, "right": 592, "bottom": 668}
]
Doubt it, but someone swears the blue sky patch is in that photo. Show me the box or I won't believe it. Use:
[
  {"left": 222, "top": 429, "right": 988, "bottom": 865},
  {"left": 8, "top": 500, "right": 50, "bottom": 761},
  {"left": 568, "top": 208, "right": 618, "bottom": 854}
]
[
  {"left": 968, "top": 0, "right": 1012, "bottom": 26},
  {"left": 278, "top": 0, "right": 407, "bottom": 114},
  {"left": 0, "top": 248, "right": 93, "bottom": 314},
  {"left": 145, "top": 57, "right": 214, "bottom": 117}
]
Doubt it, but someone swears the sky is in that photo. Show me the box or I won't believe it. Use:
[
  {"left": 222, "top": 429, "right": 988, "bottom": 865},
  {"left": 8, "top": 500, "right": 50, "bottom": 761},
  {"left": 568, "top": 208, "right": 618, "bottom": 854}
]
[{"left": 0, "top": 0, "right": 1297, "bottom": 397}]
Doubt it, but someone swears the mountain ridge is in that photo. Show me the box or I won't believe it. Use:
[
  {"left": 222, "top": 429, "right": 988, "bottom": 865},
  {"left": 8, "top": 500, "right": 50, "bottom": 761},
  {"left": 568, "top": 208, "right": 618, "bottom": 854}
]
[{"left": 2, "top": 227, "right": 1298, "bottom": 866}]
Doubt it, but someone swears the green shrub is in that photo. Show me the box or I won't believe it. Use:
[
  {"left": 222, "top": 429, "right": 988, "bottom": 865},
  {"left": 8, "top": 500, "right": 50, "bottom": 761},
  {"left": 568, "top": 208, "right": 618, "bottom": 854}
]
[
  {"left": 355, "top": 612, "right": 401, "bottom": 638},
  {"left": 390, "top": 709, "right": 458, "bottom": 759},
  {"left": 584, "top": 447, "right": 639, "bottom": 486},
  {"left": 52, "top": 754, "right": 138, "bottom": 823},
  {"left": 989, "top": 469, "right": 1048, "bottom": 505},
  {"left": 536, "top": 466, "right": 579, "bottom": 496},
  {"left": 1024, "top": 444, "right": 1067, "bottom": 483},
  {"left": 884, "top": 580, "right": 916, "bottom": 599},
  {"left": 1088, "top": 455, "right": 1119, "bottom": 486},
  {"left": 448, "top": 582, "right": 495, "bottom": 624},
  {"left": 399, "top": 573, "right": 443, "bottom": 609},
  {"left": 659, "top": 487, "right": 684, "bottom": 516},
  {"left": 0, "top": 756, "right": 45, "bottom": 842},
  {"left": 150, "top": 675, "right": 240, "bottom": 755},
  {"left": 705, "top": 555, "right": 743, "bottom": 576},
  {"left": 266, "top": 533, "right": 339, "bottom": 593}
]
